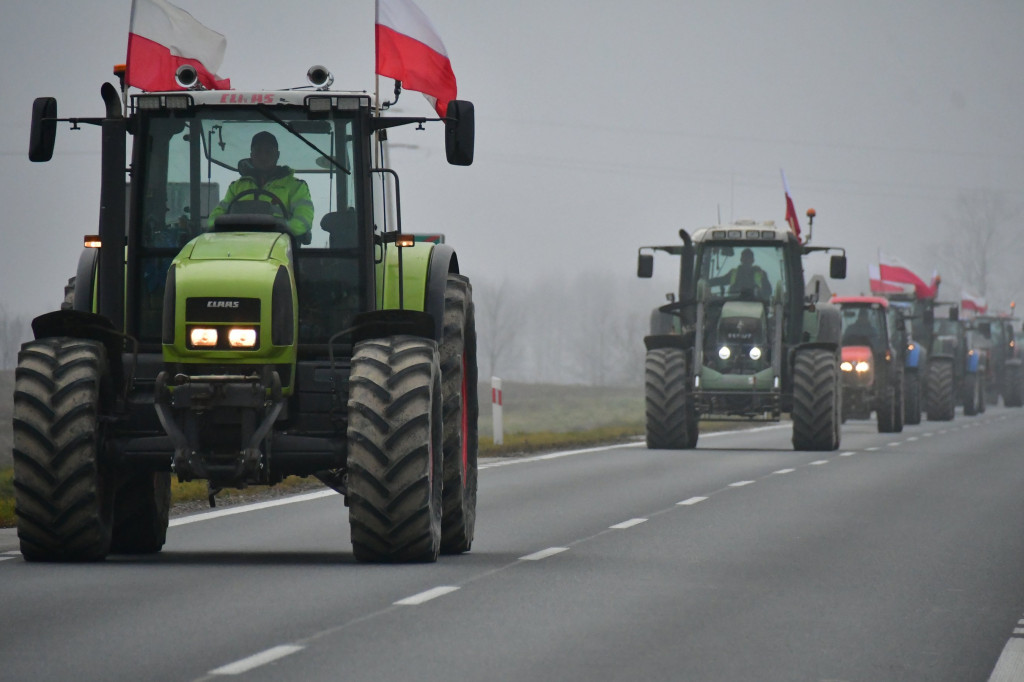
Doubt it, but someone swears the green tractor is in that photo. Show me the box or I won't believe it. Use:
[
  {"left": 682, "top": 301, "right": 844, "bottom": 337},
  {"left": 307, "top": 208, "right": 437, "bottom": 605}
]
[
  {"left": 638, "top": 219, "right": 847, "bottom": 451},
  {"left": 17, "top": 64, "right": 478, "bottom": 563},
  {"left": 972, "top": 311, "right": 1024, "bottom": 407}
]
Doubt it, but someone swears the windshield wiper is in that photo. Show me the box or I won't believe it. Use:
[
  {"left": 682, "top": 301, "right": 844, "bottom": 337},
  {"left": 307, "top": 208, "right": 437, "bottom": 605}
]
[{"left": 256, "top": 104, "right": 350, "bottom": 175}]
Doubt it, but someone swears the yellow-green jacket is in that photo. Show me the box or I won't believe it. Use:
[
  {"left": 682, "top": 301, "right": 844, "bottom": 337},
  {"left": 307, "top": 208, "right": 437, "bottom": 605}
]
[{"left": 208, "top": 166, "right": 313, "bottom": 239}]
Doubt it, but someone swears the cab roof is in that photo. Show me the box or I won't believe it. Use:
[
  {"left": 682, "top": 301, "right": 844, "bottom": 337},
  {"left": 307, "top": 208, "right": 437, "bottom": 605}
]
[
  {"left": 690, "top": 220, "right": 797, "bottom": 245},
  {"left": 832, "top": 295, "right": 889, "bottom": 308}
]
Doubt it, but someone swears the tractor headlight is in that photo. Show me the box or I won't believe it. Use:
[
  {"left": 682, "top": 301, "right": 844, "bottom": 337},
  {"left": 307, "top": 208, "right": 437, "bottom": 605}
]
[
  {"left": 855, "top": 360, "right": 870, "bottom": 373},
  {"left": 718, "top": 346, "right": 731, "bottom": 360},
  {"left": 749, "top": 346, "right": 762, "bottom": 361},
  {"left": 190, "top": 328, "right": 218, "bottom": 347},
  {"left": 840, "top": 361, "right": 854, "bottom": 372},
  {"left": 228, "top": 328, "right": 258, "bottom": 348}
]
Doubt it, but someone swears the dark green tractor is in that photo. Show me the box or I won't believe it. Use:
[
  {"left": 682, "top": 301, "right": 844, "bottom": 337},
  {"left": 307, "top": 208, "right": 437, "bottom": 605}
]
[
  {"left": 17, "top": 65, "right": 478, "bottom": 563},
  {"left": 638, "top": 220, "right": 847, "bottom": 451}
]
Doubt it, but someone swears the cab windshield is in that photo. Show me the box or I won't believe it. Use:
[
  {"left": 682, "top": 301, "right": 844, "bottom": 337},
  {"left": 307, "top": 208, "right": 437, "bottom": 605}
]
[
  {"left": 698, "top": 243, "right": 788, "bottom": 302},
  {"left": 132, "top": 106, "right": 367, "bottom": 345}
]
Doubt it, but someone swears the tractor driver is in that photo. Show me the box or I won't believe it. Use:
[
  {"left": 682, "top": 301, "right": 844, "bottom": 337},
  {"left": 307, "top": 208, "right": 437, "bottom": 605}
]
[
  {"left": 712, "top": 248, "right": 772, "bottom": 299},
  {"left": 208, "top": 131, "right": 314, "bottom": 242},
  {"left": 843, "top": 307, "right": 882, "bottom": 350}
]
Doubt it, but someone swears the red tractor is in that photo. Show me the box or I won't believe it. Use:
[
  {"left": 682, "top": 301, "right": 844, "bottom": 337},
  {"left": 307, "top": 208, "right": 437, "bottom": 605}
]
[{"left": 834, "top": 296, "right": 904, "bottom": 432}]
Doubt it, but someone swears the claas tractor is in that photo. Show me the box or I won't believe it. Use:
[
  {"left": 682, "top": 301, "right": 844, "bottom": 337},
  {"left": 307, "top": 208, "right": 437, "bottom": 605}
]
[
  {"left": 833, "top": 296, "right": 903, "bottom": 432},
  {"left": 637, "top": 218, "right": 847, "bottom": 451},
  {"left": 932, "top": 307, "right": 986, "bottom": 416},
  {"left": 18, "top": 63, "right": 478, "bottom": 563}
]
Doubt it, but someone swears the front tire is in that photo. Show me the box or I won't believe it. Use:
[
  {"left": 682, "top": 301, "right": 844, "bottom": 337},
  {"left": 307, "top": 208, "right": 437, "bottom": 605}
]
[
  {"left": 903, "top": 370, "right": 922, "bottom": 425},
  {"left": 110, "top": 470, "right": 171, "bottom": 554},
  {"left": 439, "top": 275, "right": 479, "bottom": 555},
  {"left": 1005, "top": 364, "right": 1024, "bottom": 407},
  {"left": 644, "top": 348, "right": 693, "bottom": 449},
  {"left": 792, "top": 348, "right": 840, "bottom": 451},
  {"left": 963, "top": 373, "right": 979, "bottom": 416},
  {"left": 13, "top": 338, "right": 114, "bottom": 562},
  {"left": 925, "top": 360, "right": 955, "bottom": 421},
  {"left": 347, "top": 336, "right": 443, "bottom": 563}
]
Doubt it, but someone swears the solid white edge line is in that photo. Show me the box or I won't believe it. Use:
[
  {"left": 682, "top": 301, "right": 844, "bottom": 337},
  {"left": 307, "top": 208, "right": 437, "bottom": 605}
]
[
  {"left": 394, "top": 585, "right": 460, "bottom": 606},
  {"left": 519, "top": 547, "right": 569, "bottom": 561},
  {"left": 0, "top": 556, "right": 16, "bottom": 562},
  {"left": 987, "top": 637, "right": 1024, "bottom": 682},
  {"left": 677, "top": 496, "right": 708, "bottom": 506},
  {"left": 209, "top": 644, "right": 304, "bottom": 675},
  {"left": 169, "top": 490, "right": 336, "bottom": 527},
  {"left": 610, "top": 518, "right": 648, "bottom": 530}
]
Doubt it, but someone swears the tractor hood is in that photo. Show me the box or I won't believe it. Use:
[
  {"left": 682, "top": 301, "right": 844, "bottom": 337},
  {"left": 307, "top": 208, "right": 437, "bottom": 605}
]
[{"left": 182, "top": 231, "right": 292, "bottom": 262}]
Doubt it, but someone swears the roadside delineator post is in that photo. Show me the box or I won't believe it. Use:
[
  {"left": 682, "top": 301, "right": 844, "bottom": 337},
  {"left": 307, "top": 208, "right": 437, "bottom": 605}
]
[{"left": 491, "top": 376, "right": 503, "bottom": 445}]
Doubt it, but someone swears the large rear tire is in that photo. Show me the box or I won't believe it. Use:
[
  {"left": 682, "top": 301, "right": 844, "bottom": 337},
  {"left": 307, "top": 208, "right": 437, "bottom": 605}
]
[
  {"left": 962, "top": 373, "right": 979, "bottom": 416},
  {"left": 347, "top": 336, "right": 443, "bottom": 563},
  {"left": 439, "top": 275, "right": 478, "bottom": 555},
  {"left": 925, "top": 360, "right": 955, "bottom": 421},
  {"left": 13, "top": 338, "right": 114, "bottom": 562},
  {"left": 1005, "top": 364, "right": 1024, "bottom": 407},
  {"left": 903, "top": 370, "right": 922, "bottom": 425},
  {"left": 110, "top": 470, "right": 171, "bottom": 554},
  {"left": 792, "top": 348, "right": 840, "bottom": 451},
  {"left": 644, "top": 348, "right": 693, "bottom": 449}
]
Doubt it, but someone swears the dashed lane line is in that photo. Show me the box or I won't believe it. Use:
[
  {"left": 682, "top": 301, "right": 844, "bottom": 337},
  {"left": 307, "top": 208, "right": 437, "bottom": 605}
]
[
  {"left": 677, "top": 496, "right": 708, "bottom": 506},
  {"left": 394, "top": 586, "right": 460, "bottom": 606},
  {"left": 729, "top": 480, "right": 756, "bottom": 487},
  {"left": 772, "top": 468, "right": 796, "bottom": 475},
  {"left": 209, "top": 645, "right": 304, "bottom": 676},
  {"left": 609, "top": 518, "right": 648, "bottom": 530},
  {"left": 519, "top": 547, "right": 569, "bottom": 561},
  {"left": 810, "top": 460, "right": 829, "bottom": 466}
]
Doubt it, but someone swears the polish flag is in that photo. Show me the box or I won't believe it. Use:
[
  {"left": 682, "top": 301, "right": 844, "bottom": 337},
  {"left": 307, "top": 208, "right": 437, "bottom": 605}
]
[
  {"left": 868, "top": 264, "right": 905, "bottom": 294},
  {"left": 878, "top": 253, "right": 938, "bottom": 299},
  {"left": 781, "top": 169, "right": 802, "bottom": 243},
  {"left": 376, "top": 0, "right": 457, "bottom": 117},
  {"left": 961, "top": 290, "right": 988, "bottom": 315},
  {"left": 126, "top": 0, "right": 230, "bottom": 92}
]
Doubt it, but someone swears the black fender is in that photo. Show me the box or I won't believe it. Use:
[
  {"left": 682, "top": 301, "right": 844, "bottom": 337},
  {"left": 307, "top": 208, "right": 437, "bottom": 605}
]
[
  {"left": 644, "top": 333, "right": 694, "bottom": 352},
  {"left": 31, "top": 308, "right": 125, "bottom": 403},
  {"left": 71, "top": 247, "right": 100, "bottom": 312},
  {"left": 424, "top": 243, "right": 458, "bottom": 342},
  {"left": 350, "top": 309, "right": 436, "bottom": 344}
]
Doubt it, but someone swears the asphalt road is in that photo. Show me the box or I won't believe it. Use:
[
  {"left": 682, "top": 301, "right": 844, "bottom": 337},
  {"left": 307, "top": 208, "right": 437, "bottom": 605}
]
[{"left": 3, "top": 409, "right": 1024, "bottom": 681}]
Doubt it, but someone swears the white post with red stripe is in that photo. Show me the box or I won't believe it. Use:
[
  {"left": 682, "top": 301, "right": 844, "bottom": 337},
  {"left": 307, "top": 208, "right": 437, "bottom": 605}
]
[{"left": 491, "top": 377, "right": 503, "bottom": 445}]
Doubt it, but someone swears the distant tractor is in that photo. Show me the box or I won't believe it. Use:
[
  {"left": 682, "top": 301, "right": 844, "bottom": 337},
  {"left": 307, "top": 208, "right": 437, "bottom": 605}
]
[
  {"left": 932, "top": 307, "right": 986, "bottom": 417},
  {"left": 638, "top": 219, "right": 847, "bottom": 451},
  {"left": 971, "top": 312, "right": 1023, "bottom": 407},
  {"left": 833, "top": 296, "right": 903, "bottom": 432},
  {"left": 17, "top": 63, "right": 478, "bottom": 563}
]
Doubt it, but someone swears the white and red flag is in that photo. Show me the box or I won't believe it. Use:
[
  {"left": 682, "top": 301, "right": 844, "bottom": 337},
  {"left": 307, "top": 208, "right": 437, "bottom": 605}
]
[
  {"left": 961, "top": 290, "right": 988, "bottom": 315},
  {"left": 126, "top": 0, "right": 230, "bottom": 92},
  {"left": 375, "top": 0, "right": 457, "bottom": 117},
  {"left": 868, "top": 264, "right": 905, "bottom": 294},
  {"left": 877, "top": 253, "right": 939, "bottom": 299},
  {"left": 781, "top": 169, "right": 802, "bottom": 243}
]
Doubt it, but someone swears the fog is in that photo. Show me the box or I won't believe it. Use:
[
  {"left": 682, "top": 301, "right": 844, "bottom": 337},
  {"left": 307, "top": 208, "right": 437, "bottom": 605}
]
[{"left": 2, "top": 1, "right": 1022, "bottom": 380}]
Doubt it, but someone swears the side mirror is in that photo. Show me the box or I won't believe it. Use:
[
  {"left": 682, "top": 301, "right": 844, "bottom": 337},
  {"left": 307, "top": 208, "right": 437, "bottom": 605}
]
[
  {"left": 637, "top": 253, "right": 654, "bottom": 278},
  {"left": 444, "top": 99, "right": 474, "bottom": 166},
  {"left": 29, "top": 97, "right": 57, "bottom": 162},
  {"left": 830, "top": 254, "right": 847, "bottom": 279}
]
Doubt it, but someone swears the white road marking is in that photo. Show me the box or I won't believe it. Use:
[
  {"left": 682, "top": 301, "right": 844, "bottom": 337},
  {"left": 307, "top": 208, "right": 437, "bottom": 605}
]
[
  {"left": 519, "top": 547, "right": 569, "bottom": 561},
  {"left": 394, "top": 586, "right": 460, "bottom": 606},
  {"left": 169, "top": 490, "right": 335, "bottom": 527},
  {"left": 923, "top": 432, "right": 934, "bottom": 437},
  {"left": 907, "top": 436, "right": 919, "bottom": 442},
  {"left": 987, "top": 637, "right": 1024, "bottom": 682},
  {"left": 0, "top": 556, "right": 17, "bottom": 563},
  {"left": 866, "top": 446, "right": 881, "bottom": 452},
  {"left": 2, "top": 551, "right": 20, "bottom": 556},
  {"left": 729, "top": 480, "right": 755, "bottom": 487},
  {"left": 810, "top": 460, "right": 828, "bottom": 466},
  {"left": 839, "top": 451, "right": 856, "bottom": 457},
  {"left": 888, "top": 442, "right": 901, "bottom": 447},
  {"left": 209, "top": 645, "right": 304, "bottom": 675},
  {"left": 610, "top": 518, "right": 648, "bottom": 529},
  {"left": 772, "top": 468, "right": 796, "bottom": 474},
  {"left": 677, "top": 496, "right": 708, "bottom": 506}
]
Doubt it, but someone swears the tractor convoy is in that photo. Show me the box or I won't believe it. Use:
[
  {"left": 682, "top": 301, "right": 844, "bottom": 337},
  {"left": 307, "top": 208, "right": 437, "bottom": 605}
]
[{"left": 17, "top": 63, "right": 477, "bottom": 563}]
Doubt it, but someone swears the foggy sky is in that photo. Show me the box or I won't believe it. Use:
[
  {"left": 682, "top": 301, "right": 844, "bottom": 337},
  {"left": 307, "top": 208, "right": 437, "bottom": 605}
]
[{"left": 2, "top": 0, "right": 1023, "bottom": 321}]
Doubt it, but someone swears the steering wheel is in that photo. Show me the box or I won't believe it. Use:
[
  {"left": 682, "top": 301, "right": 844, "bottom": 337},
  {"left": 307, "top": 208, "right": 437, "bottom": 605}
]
[{"left": 227, "top": 188, "right": 290, "bottom": 218}]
